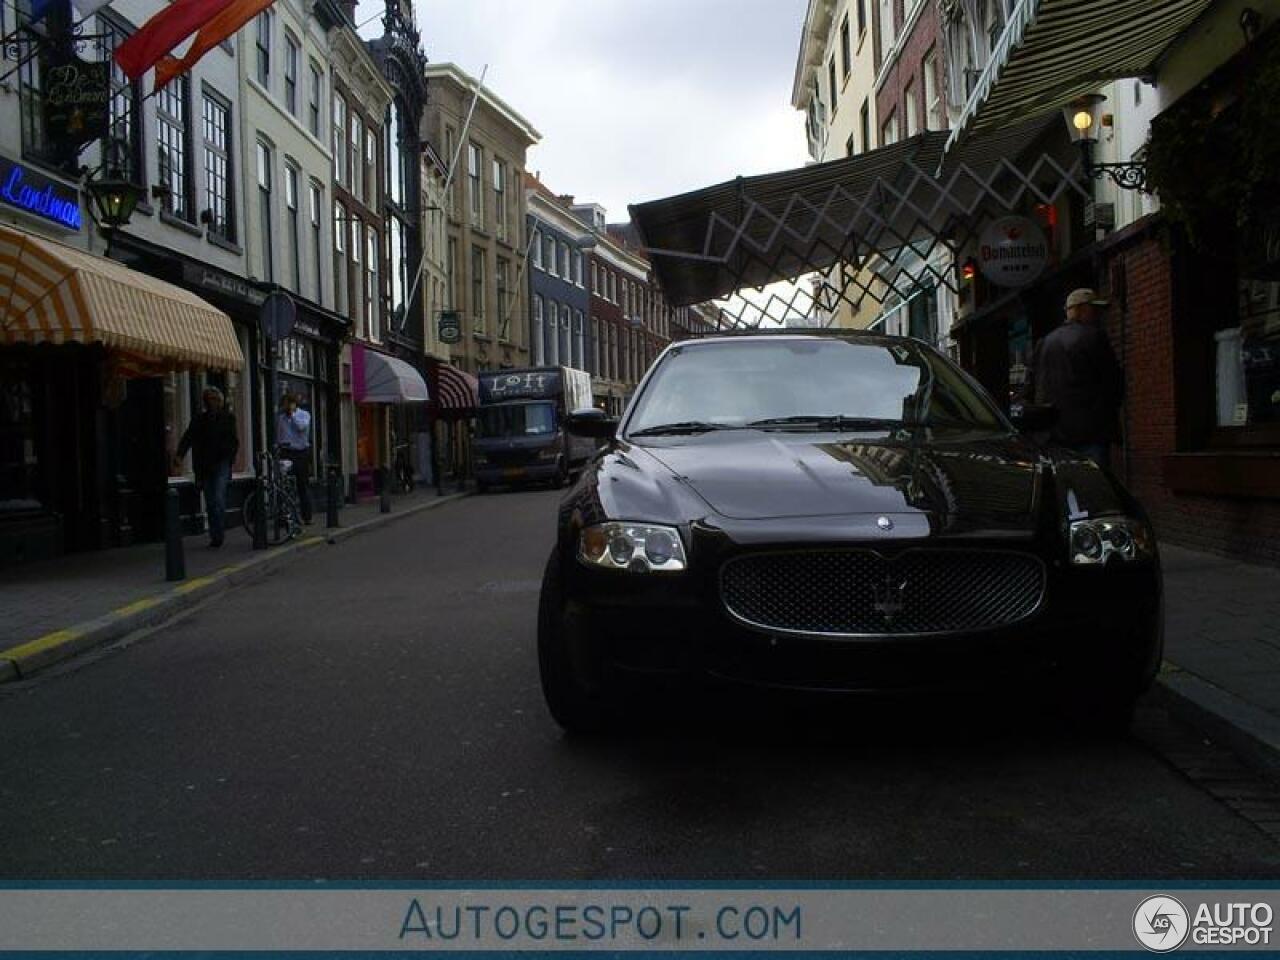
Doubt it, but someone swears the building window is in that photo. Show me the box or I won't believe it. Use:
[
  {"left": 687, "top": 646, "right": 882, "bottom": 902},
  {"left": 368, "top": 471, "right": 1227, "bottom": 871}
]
[
  {"left": 366, "top": 225, "right": 379, "bottom": 341},
  {"left": 309, "top": 182, "right": 323, "bottom": 305},
  {"left": 904, "top": 78, "right": 919, "bottom": 137},
  {"left": 308, "top": 62, "right": 322, "bottom": 137},
  {"left": 332, "top": 96, "right": 346, "bottom": 186},
  {"left": 840, "top": 14, "right": 852, "bottom": 78},
  {"left": 573, "top": 309, "right": 584, "bottom": 369},
  {"left": 99, "top": 13, "right": 144, "bottom": 186},
  {"left": 608, "top": 271, "right": 616, "bottom": 304},
  {"left": 856, "top": 0, "right": 867, "bottom": 35},
  {"left": 558, "top": 304, "right": 571, "bottom": 366},
  {"left": 471, "top": 245, "right": 486, "bottom": 334},
  {"left": 559, "top": 241, "right": 569, "bottom": 279},
  {"left": 533, "top": 295, "right": 545, "bottom": 365},
  {"left": 255, "top": 10, "right": 272, "bottom": 88},
  {"left": 350, "top": 113, "right": 363, "bottom": 203},
  {"left": 846, "top": 134, "right": 855, "bottom": 158},
  {"left": 544, "top": 233, "right": 556, "bottom": 276},
  {"left": 388, "top": 215, "right": 407, "bottom": 328},
  {"left": 878, "top": 0, "right": 895, "bottom": 63},
  {"left": 285, "top": 164, "right": 301, "bottom": 292},
  {"left": 860, "top": 99, "right": 871, "bottom": 152},
  {"left": 365, "top": 128, "right": 376, "bottom": 207},
  {"left": 828, "top": 56, "right": 838, "bottom": 114},
  {"left": 881, "top": 109, "right": 898, "bottom": 147},
  {"left": 349, "top": 215, "right": 362, "bottom": 333},
  {"left": 532, "top": 228, "right": 543, "bottom": 270},
  {"left": 467, "top": 142, "right": 483, "bottom": 225},
  {"left": 573, "top": 250, "right": 583, "bottom": 286},
  {"left": 257, "top": 141, "right": 274, "bottom": 282},
  {"left": 496, "top": 256, "right": 510, "bottom": 339},
  {"left": 923, "top": 49, "right": 942, "bottom": 130},
  {"left": 493, "top": 159, "right": 507, "bottom": 240},
  {"left": 157, "top": 76, "right": 192, "bottom": 220},
  {"left": 201, "top": 90, "right": 234, "bottom": 241},
  {"left": 447, "top": 237, "right": 457, "bottom": 309},
  {"left": 283, "top": 33, "right": 298, "bottom": 115},
  {"left": 333, "top": 201, "right": 346, "bottom": 314}
]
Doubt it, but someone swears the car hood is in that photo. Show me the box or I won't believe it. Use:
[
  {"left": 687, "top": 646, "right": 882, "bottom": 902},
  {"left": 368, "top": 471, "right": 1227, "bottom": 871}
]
[{"left": 636, "top": 428, "right": 1042, "bottom": 532}]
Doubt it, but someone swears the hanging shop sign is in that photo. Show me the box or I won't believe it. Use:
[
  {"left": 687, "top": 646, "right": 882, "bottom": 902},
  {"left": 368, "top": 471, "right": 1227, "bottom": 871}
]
[
  {"left": 437, "top": 310, "right": 462, "bottom": 344},
  {"left": 0, "top": 156, "right": 81, "bottom": 229},
  {"left": 978, "top": 216, "right": 1049, "bottom": 289},
  {"left": 42, "top": 53, "right": 111, "bottom": 160}
]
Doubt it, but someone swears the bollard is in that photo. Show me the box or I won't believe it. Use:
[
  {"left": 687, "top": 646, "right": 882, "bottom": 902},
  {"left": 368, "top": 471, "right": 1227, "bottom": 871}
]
[
  {"left": 378, "top": 466, "right": 391, "bottom": 514},
  {"left": 252, "top": 471, "right": 267, "bottom": 550},
  {"left": 164, "top": 487, "right": 186, "bottom": 582},
  {"left": 326, "top": 468, "right": 340, "bottom": 529}
]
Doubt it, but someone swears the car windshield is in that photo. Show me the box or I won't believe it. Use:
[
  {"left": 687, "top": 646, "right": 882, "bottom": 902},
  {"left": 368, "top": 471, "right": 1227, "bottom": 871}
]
[
  {"left": 477, "top": 401, "right": 557, "bottom": 438},
  {"left": 625, "top": 338, "right": 1006, "bottom": 435}
]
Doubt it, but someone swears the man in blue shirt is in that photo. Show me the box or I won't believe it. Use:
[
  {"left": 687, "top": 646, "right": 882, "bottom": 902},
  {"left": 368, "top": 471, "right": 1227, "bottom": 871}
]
[{"left": 276, "top": 392, "right": 313, "bottom": 524}]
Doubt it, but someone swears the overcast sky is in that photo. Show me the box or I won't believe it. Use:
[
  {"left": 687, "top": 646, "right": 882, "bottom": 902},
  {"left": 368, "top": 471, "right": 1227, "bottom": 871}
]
[{"left": 355, "top": 0, "right": 810, "bottom": 221}]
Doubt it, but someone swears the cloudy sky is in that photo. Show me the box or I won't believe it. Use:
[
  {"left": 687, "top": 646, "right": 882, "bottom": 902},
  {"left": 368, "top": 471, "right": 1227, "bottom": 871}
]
[{"left": 355, "top": 0, "right": 810, "bottom": 220}]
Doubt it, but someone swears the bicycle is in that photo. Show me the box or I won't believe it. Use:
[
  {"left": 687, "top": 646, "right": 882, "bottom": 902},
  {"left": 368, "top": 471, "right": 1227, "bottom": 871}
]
[
  {"left": 392, "top": 441, "right": 415, "bottom": 494},
  {"left": 241, "top": 446, "right": 303, "bottom": 545}
]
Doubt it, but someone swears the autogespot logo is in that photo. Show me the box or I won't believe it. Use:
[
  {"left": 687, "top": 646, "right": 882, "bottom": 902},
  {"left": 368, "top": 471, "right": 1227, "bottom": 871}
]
[{"left": 1133, "top": 895, "right": 1190, "bottom": 952}]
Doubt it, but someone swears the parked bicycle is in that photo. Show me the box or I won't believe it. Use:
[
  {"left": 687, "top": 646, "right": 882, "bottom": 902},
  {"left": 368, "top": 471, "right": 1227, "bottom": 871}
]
[
  {"left": 241, "top": 446, "right": 303, "bottom": 545},
  {"left": 392, "top": 441, "right": 415, "bottom": 494}
]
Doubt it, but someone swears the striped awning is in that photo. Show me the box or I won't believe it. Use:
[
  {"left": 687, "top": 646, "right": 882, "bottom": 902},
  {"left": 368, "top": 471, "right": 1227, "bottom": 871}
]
[
  {"left": 949, "top": 0, "right": 1214, "bottom": 146},
  {"left": 430, "top": 359, "right": 479, "bottom": 416},
  {"left": 0, "top": 222, "right": 242, "bottom": 371}
]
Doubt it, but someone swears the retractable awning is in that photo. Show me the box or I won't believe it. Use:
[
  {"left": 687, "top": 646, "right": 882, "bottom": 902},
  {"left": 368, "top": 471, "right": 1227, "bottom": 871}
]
[
  {"left": 427, "top": 358, "right": 479, "bottom": 418},
  {"left": 949, "top": 0, "right": 1214, "bottom": 145},
  {"left": 630, "top": 116, "right": 1085, "bottom": 315},
  {"left": 0, "top": 223, "right": 242, "bottom": 371},
  {"left": 355, "top": 344, "right": 430, "bottom": 403}
]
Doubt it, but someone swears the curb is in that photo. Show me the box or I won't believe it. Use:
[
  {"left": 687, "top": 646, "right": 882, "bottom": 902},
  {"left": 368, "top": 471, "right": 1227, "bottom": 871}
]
[
  {"left": 1153, "top": 661, "right": 1280, "bottom": 781},
  {"left": 0, "top": 491, "right": 470, "bottom": 684}
]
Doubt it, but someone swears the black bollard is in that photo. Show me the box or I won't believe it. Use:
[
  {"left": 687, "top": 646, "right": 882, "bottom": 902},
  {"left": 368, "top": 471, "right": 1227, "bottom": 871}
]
[
  {"left": 164, "top": 487, "right": 186, "bottom": 582},
  {"left": 252, "top": 470, "right": 267, "bottom": 550},
  {"left": 326, "top": 468, "right": 340, "bottom": 529},
  {"left": 378, "top": 467, "right": 391, "bottom": 514}
]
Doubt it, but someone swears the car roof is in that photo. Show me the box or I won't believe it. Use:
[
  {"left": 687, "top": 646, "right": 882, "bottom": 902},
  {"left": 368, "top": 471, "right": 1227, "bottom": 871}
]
[{"left": 673, "top": 328, "right": 925, "bottom": 349}]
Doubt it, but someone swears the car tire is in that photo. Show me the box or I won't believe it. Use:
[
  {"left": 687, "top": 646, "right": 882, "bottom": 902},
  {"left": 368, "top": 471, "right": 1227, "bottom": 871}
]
[{"left": 538, "top": 547, "right": 613, "bottom": 734}]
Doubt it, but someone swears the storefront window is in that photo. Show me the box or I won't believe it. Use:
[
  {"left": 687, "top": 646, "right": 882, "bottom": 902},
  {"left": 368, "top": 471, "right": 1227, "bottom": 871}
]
[
  {"left": 0, "top": 356, "right": 40, "bottom": 511},
  {"left": 1216, "top": 278, "right": 1280, "bottom": 429}
]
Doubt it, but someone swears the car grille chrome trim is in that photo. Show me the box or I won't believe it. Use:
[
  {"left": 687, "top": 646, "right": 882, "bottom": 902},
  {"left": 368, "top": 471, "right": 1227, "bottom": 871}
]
[{"left": 719, "top": 548, "right": 1046, "bottom": 638}]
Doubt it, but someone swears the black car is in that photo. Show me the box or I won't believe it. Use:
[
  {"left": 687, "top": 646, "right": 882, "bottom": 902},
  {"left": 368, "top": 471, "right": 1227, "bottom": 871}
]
[{"left": 538, "top": 332, "right": 1163, "bottom": 734}]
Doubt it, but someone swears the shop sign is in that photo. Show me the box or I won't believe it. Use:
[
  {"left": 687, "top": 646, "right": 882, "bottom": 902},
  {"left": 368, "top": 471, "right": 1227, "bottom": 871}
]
[
  {"left": 182, "top": 263, "right": 267, "bottom": 306},
  {"left": 437, "top": 310, "right": 462, "bottom": 344},
  {"left": 978, "top": 216, "right": 1049, "bottom": 288},
  {"left": 42, "top": 53, "right": 111, "bottom": 158},
  {"left": 0, "top": 157, "right": 81, "bottom": 229}
]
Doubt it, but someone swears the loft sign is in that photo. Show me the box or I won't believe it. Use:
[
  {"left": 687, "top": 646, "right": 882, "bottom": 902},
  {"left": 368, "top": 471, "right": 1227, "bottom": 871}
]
[
  {"left": 978, "top": 215, "right": 1048, "bottom": 288},
  {"left": 0, "top": 159, "right": 81, "bottom": 230}
]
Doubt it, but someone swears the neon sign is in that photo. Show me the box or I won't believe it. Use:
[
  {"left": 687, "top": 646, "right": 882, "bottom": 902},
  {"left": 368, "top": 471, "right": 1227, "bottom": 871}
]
[{"left": 0, "top": 161, "right": 82, "bottom": 230}]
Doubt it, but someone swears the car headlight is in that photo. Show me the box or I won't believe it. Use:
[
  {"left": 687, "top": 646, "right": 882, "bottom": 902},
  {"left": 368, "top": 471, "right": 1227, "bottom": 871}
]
[
  {"left": 1069, "top": 516, "right": 1154, "bottom": 565},
  {"left": 578, "top": 522, "right": 687, "bottom": 572}
]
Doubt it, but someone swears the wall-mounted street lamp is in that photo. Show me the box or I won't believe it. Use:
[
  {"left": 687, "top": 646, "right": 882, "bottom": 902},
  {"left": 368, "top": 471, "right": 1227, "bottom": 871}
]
[
  {"left": 84, "top": 168, "right": 144, "bottom": 229},
  {"left": 1063, "top": 93, "right": 1147, "bottom": 192}
]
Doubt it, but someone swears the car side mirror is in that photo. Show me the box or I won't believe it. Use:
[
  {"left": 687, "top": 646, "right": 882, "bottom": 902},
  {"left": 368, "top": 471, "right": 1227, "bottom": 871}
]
[
  {"left": 566, "top": 408, "right": 618, "bottom": 439},
  {"left": 1010, "top": 403, "right": 1058, "bottom": 433}
]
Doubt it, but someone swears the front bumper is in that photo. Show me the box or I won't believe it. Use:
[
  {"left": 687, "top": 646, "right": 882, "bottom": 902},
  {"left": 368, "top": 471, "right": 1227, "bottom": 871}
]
[
  {"left": 561, "top": 539, "right": 1163, "bottom": 695},
  {"left": 477, "top": 461, "right": 560, "bottom": 485}
]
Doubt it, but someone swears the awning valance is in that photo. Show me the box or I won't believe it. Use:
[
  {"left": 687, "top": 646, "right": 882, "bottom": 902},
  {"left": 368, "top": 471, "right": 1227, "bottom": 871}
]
[
  {"left": 948, "top": 0, "right": 1213, "bottom": 146},
  {"left": 356, "top": 345, "right": 429, "bottom": 404},
  {"left": 0, "top": 223, "right": 242, "bottom": 370},
  {"left": 630, "top": 116, "right": 1082, "bottom": 313},
  {"left": 428, "top": 358, "right": 479, "bottom": 417}
]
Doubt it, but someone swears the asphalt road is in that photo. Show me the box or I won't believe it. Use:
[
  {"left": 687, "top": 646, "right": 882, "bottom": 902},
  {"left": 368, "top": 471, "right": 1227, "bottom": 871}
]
[{"left": 2, "top": 489, "right": 1278, "bottom": 881}]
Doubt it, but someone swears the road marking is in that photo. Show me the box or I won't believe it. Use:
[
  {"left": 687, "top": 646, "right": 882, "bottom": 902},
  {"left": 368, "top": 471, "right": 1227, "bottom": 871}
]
[{"left": 113, "top": 597, "right": 164, "bottom": 617}]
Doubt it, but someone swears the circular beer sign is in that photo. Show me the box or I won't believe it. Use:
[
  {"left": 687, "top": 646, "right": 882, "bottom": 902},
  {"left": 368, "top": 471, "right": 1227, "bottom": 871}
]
[{"left": 978, "top": 215, "right": 1049, "bottom": 288}]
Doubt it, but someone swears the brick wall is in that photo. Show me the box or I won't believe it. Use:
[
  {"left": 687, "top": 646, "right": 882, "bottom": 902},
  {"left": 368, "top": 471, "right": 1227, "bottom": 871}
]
[
  {"left": 1100, "top": 229, "right": 1280, "bottom": 565},
  {"left": 874, "top": 1, "right": 942, "bottom": 142}
]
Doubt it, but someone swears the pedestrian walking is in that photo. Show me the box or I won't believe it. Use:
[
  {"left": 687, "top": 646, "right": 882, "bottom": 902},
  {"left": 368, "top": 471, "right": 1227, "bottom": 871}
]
[
  {"left": 174, "top": 386, "right": 239, "bottom": 548},
  {"left": 1031, "top": 287, "right": 1123, "bottom": 469},
  {"left": 277, "top": 392, "right": 313, "bottom": 524}
]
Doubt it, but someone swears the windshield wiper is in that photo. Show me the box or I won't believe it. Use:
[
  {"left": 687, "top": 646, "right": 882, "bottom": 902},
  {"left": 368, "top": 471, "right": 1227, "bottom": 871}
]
[
  {"left": 628, "top": 420, "right": 740, "bottom": 437},
  {"left": 746, "top": 415, "right": 908, "bottom": 431}
]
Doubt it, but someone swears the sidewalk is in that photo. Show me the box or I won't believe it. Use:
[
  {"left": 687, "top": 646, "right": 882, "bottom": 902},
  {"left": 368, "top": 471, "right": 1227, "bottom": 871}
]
[
  {"left": 1157, "top": 543, "right": 1280, "bottom": 778},
  {"left": 0, "top": 487, "right": 467, "bottom": 682}
]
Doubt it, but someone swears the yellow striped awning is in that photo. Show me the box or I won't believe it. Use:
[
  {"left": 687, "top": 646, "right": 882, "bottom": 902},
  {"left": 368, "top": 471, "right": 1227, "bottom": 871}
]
[{"left": 0, "top": 222, "right": 243, "bottom": 371}]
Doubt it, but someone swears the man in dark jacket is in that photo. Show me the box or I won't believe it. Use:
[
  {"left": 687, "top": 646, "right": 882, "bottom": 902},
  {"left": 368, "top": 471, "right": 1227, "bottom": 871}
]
[
  {"left": 1031, "top": 288, "right": 1123, "bottom": 469},
  {"left": 175, "top": 386, "right": 239, "bottom": 547}
]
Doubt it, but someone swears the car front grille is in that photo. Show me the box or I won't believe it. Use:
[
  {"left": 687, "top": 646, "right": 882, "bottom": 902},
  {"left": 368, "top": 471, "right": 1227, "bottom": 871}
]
[{"left": 719, "top": 549, "right": 1045, "bottom": 637}]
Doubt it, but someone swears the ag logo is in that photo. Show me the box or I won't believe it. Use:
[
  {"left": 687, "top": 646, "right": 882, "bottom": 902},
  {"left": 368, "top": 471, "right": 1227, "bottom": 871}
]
[{"left": 1133, "top": 895, "right": 1190, "bottom": 952}]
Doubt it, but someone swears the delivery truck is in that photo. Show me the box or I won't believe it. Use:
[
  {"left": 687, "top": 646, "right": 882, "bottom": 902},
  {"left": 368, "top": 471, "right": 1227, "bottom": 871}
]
[{"left": 473, "top": 367, "right": 597, "bottom": 491}]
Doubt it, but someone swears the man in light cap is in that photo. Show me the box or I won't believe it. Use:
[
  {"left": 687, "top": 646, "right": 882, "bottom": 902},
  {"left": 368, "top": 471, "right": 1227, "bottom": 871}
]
[{"left": 1031, "top": 287, "right": 1122, "bottom": 469}]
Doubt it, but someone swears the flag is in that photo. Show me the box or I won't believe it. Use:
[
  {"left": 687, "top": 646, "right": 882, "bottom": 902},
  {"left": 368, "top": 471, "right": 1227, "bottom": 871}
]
[
  {"left": 153, "top": 0, "right": 275, "bottom": 91},
  {"left": 113, "top": 0, "right": 237, "bottom": 81}
]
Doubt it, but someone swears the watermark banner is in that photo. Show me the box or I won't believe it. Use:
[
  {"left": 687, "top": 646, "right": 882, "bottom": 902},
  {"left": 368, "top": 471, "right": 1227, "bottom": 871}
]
[{"left": 0, "top": 888, "right": 1277, "bottom": 952}]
